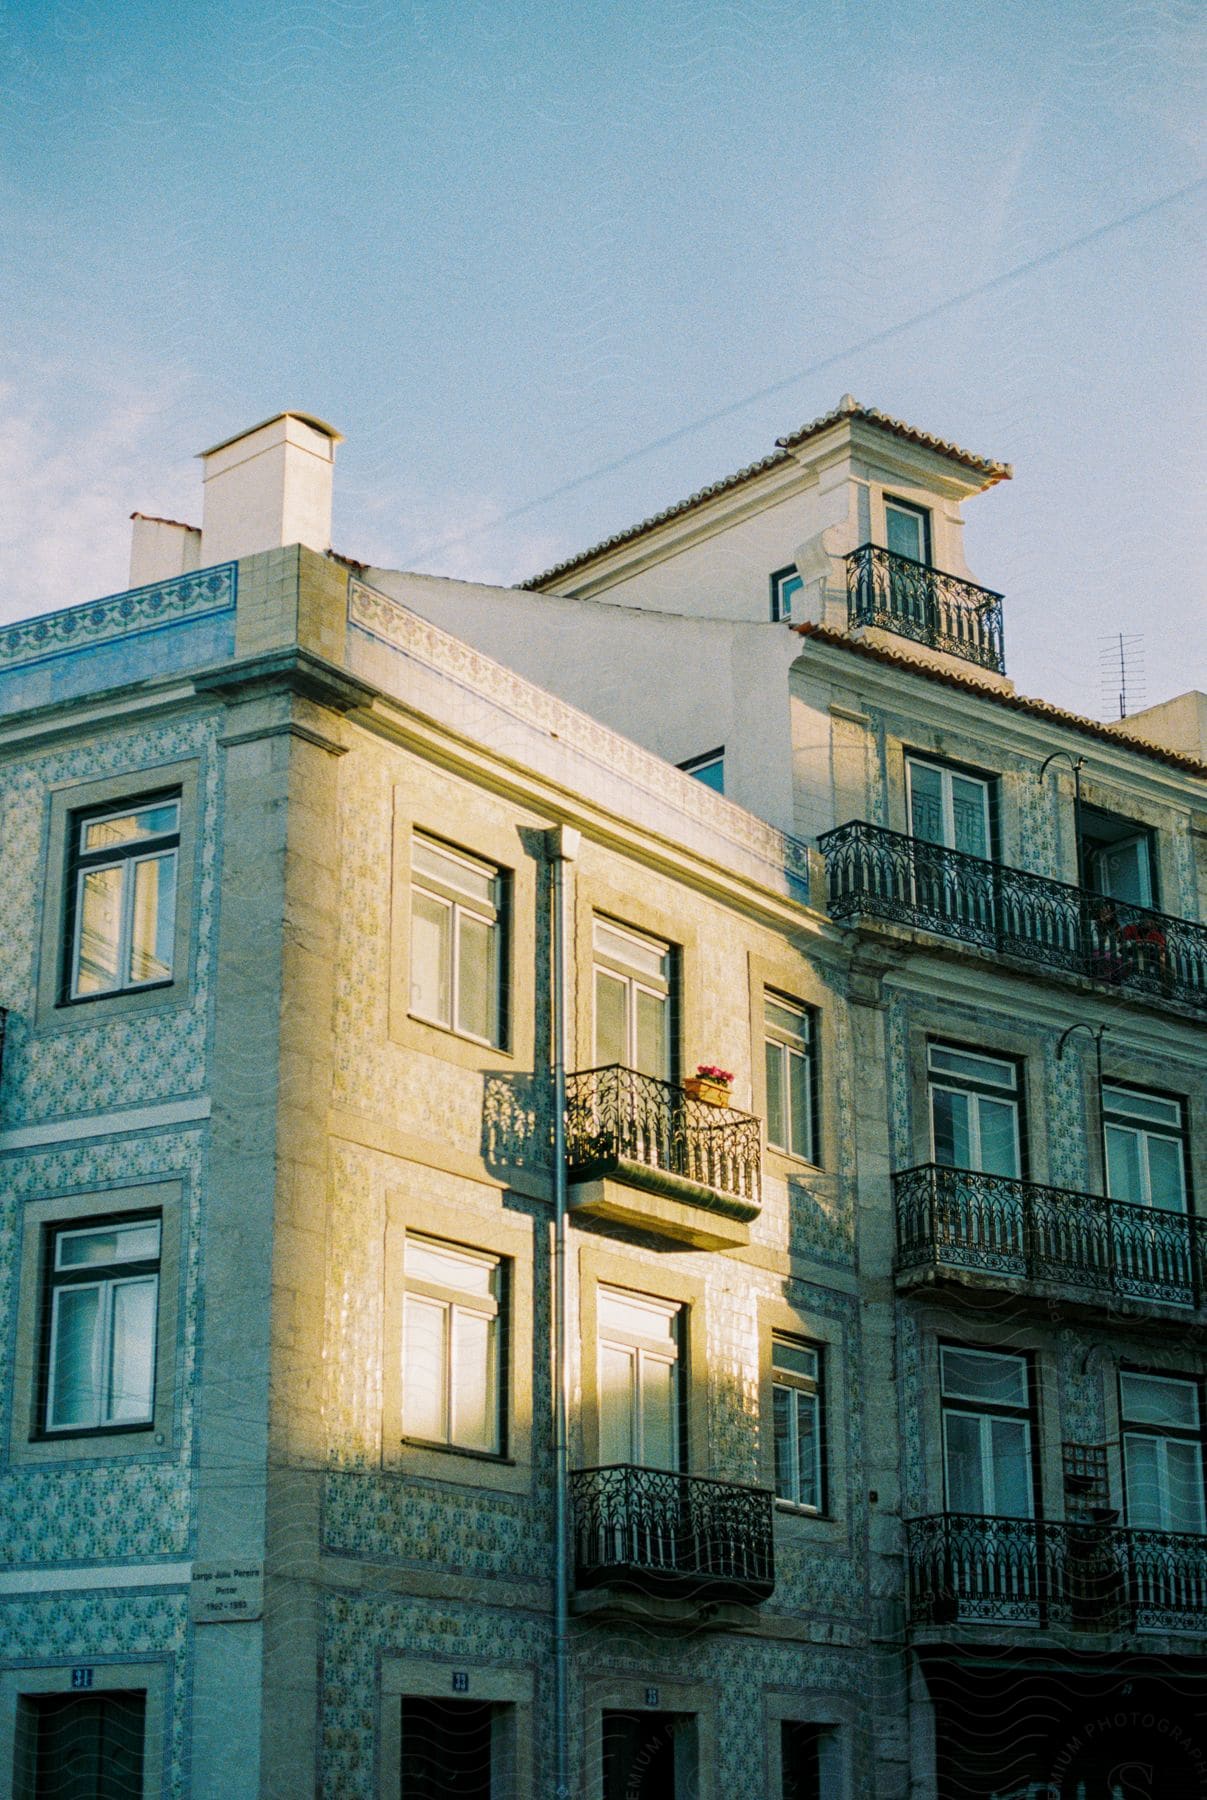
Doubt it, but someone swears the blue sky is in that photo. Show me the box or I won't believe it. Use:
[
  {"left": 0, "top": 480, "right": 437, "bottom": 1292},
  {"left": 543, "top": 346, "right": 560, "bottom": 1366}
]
[{"left": 1, "top": 0, "right": 1202, "bottom": 715}]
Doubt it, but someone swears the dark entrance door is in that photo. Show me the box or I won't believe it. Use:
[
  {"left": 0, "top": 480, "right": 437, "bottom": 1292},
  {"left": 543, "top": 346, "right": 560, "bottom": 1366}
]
[
  {"left": 400, "top": 1698, "right": 493, "bottom": 1798},
  {"left": 26, "top": 1692, "right": 145, "bottom": 1800},
  {"left": 1059, "top": 1716, "right": 1207, "bottom": 1800},
  {"left": 602, "top": 1710, "right": 695, "bottom": 1799}
]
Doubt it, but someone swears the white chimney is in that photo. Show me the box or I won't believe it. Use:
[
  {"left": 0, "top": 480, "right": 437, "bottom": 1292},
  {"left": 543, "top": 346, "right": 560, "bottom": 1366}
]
[
  {"left": 197, "top": 412, "right": 342, "bottom": 565},
  {"left": 129, "top": 513, "right": 202, "bottom": 588}
]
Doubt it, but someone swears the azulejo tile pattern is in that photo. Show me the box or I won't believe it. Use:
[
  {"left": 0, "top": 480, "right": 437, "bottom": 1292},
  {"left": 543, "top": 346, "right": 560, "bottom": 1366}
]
[
  {"left": 0, "top": 565, "right": 235, "bottom": 670},
  {"left": 0, "top": 1129, "right": 205, "bottom": 1568},
  {"left": 0, "top": 713, "right": 221, "bottom": 1126}
]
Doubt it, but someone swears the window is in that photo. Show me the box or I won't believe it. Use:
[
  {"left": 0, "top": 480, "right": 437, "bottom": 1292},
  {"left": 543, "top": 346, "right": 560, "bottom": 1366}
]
[
  {"left": 593, "top": 918, "right": 672, "bottom": 1080},
  {"left": 410, "top": 835, "right": 505, "bottom": 1047},
  {"left": 885, "top": 498, "right": 931, "bottom": 565},
  {"left": 677, "top": 748, "right": 724, "bottom": 793},
  {"left": 15, "top": 1691, "right": 145, "bottom": 1800},
  {"left": 41, "top": 1216, "right": 161, "bottom": 1434},
  {"left": 764, "top": 995, "right": 816, "bottom": 1162},
  {"left": 906, "top": 755, "right": 992, "bottom": 860},
  {"left": 773, "top": 1336, "right": 823, "bottom": 1511},
  {"left": 597, "top": 1287, "right": 682, "bottom": 1471},
  {"left": 928, "top": 1043, "right": 1022, "bottom": 1179},
  {"left": 401, "top": 1236, "right": 505, "bottom": 1456},
  {"left": 1104, "top": 1084, "right": 1189, "bottom": 1213},
  {"left": 770, "top": 566, "right": 803, "bottom": 622},
  {"left": 1120, "top": 1371, "right": 1205, "bottom": 1533},
  {"left": 1080, "top": 805, "right": 1157, "bottom": 907},
  {"left": 940, "top": 1345, "right": 1034, "bottom": 1518},
  {"left": 780, "top": 1722, "right": 841, "bottom": 1800},
  {"left": 65, "top": 797, "right": 180, "bottom": 1000}
]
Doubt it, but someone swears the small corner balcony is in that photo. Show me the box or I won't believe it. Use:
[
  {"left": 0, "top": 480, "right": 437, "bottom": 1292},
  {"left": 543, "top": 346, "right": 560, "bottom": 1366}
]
[
  {"left": 816, "top": 820, "right": 1207, "bottom": 1013},
  {"left": 570, "top": 1464, "right": 775, "bottom": 1609},
  {"left": 565, "top": 1065, "right": 762, "bottom": 1250},
  {"left": 846, "top": 543, "right": 1005, "bottom": 674},
  {"left": 894, "top": 1164, "right": 1207, "bottom": 1317},
  {"left": 906, "top": 1512, "right": 1207, "bottom": 1637}
]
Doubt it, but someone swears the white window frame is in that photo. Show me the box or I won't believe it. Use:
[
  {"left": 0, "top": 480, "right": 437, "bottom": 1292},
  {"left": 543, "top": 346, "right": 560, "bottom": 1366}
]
[
  {"left": 1120, "top": 1371, "right": 1206, "bottom": 1534},
  {"left": 67, "top": 799, "right": 180, "bottom": 1000},
  {"left": 884, "top": 497, "right": 932, "bottom": 566},
  {"left": 596, "top": 1286, "right": 682, "bottom": 1471},
  {"left": 43, "top": 1216, "right": 161, "bottom": 1435},
  {"left": 409, "top": 834, "right": 505, "bottom": 1047},
  {"left": 1103, "top": 1083, "right": 1188, "bottom": 1213},
  {"left": 770, "top": 565, "right": 804, "bottom": 622},
  {"left": 906, "top": 756, "right": 992, "bottom": 859},
  {"left": 927, "top": 1043, "right": 1022, "bottom": 1178},
  {"left": 592, "top": 918, "right": 672, "bottom": 1079},
  {"left": 772, "top": 1336, "right": 824, "bottom": 1512},
  {"left": 940, "top": 1344, "right": 1035, "bottom": 1520},
  {"left": 401, "top": 1236, "right": 505, "bottom": 1457},
  {"left": 764, "top": 994, "right": 815, "bottom": 1163}
]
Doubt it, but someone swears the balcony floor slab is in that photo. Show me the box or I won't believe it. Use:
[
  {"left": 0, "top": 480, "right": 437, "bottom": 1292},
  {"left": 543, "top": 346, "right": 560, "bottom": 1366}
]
[{"left": 568, "top": 1168, "right": 753, "bottom": 1250}]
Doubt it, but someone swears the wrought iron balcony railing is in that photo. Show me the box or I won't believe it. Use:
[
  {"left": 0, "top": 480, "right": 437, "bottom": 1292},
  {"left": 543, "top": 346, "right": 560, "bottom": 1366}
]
[
  {"left": 846, "top": 543, "right": 1006, "bottom": 673},
  {"left": 895, "top": 1163, "right": 1206, "bottom": 1312},
  {"left": 571, "top": 1464, "right": 775, "bottom": 1604},
  {"left": 907, "top": 1512, "right": 1207, "bottom": 1635},
  {"left": 817, "top": 820, "right": 1207, "bottom": 1012},
  {"left": 565, "top": 1065, "right": 761, "bottom": 1215}
]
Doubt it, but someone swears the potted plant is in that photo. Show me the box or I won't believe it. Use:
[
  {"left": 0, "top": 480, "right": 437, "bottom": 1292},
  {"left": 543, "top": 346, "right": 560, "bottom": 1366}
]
[{"left": 683, "top": 1064, "right": 734, "bottom": 1107}]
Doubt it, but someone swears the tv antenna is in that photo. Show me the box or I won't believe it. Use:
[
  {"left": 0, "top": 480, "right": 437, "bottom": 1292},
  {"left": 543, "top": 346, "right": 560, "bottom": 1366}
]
[{"left": 1099, "top": 632, "right": 1145, "bottom": 720}]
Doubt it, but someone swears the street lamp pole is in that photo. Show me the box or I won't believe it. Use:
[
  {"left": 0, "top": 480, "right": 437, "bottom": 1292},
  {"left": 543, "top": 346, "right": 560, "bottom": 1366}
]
[{"left": 1039, "top": 749, "right": 1086, "bottom": 889}]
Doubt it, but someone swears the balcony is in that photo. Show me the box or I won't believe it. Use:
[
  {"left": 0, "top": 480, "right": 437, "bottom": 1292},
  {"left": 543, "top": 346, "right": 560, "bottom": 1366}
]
[
  {"left": 895, "top": 1164, "right": 1206, "bottom": 1315},
  {"left": 571, "top": 1464, "right": 775, "bottom": 1606},
  {"left": 846, "top": 543, "right": 1005, "bottom": 674},
  {"left": 907, "top": 1512, "right": 1207, "bottom": 1636},
  {"left": 817, "top": 820, "right": 1207, "bottom": 1012},
  {"left": 565, "top": 1065, "right": 762, "bottom": 1250}
]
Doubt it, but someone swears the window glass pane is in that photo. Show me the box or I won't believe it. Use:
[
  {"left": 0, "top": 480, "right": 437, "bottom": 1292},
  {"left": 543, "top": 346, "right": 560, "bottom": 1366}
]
[
  {"left": 928, "top": 1046, "right": 1017, "bottom": 1089},
  {"left": 765, "top": 998, "right": 808, "bottom": 1043},
  {"left": 405, "top": 1239, "right": 496, "bottom": 1299},
  {"left": 773, "top": 1384, "right": 795, "bottom": 1499},
  {"left": 412, "top": 836, "right": 495, "bottom": 906},
  {"left": 128, "top": 852, "right": 176, "bottom": 983},
  {"left": 1165, "top": 1439, "right": 1206, "bottom": 1533},
  {"left": 943, "top": 1411, "right": 987, "bottom": 1513},
  {"left": 451, "top": 1308, "right": 496, "bottom": 1452},
  {"left": 1095, "top": 837, "right": 1150, "bottom": 905},
  {"left": 598, "top": 1289, "right": 678, "bottom": 1344},
  {"left": 402, "top": 1296, "right": 446, "bottom": 1440},
  {"left": 594, "top": 969, "right": 628, "bottom": 1067},
  {"left": 795, "top": 1390, "right": 820, "bottom": 1508},
  {"left": 82, "top": 802, "right": 178, "bottom": 852},
  {"left": 990, "top": 1417, "right": 1033, "bottom": 1517},
  {"left": 950, "top": 776, "right": 989, "bottom": 859},
  {"left": 1123, "top": 1434, "right": 1163, "bottom": 1529},
  {"left": 635, "top": 987, "right": 668, "bottom": 1080},
  {"left": 931, "top": 1088, "right": 971, "bottom": 1169},
  {"left": 773, "top": 1340, "right": 818, "bottom": 1381},
  {"left": 1120, "top": 1372, "right": 1199, "bottom": 1430},
  {"left": 75, "top": 864, "right": 124, "bottom": 994},
  {"left": 941, "top": 1347, "right": 1028, "bottom": 1408},
  {"left": 107, "top": 1278, "right": 157, "bottom": 1422},
  {"left": 886, "top": 505, "right": 924, "bottom": 562},
  {"left": 640, "top": 1353, "right": 677, "bottom": 1470},
  {"left": 598, "top": 1343, "right": 635, "bottom": 1464},
  {"left": 57, "top": 1221, "right": 160, "bottom": 1269},
  {"left": 765, "top": 1040, "right": 786, "bottom": 1151},
  {"left": 1146, "top": 1135, "right": 1187, "bottom": 1212},
  {"left": 1106, "top": 1127, "right": 1144, "bottom": 1207},
  {"left": 410, "top": 890, "right": 451, "bottom": 1025},
  {"left": 685, "top": 756, "right": 724, "bottom": 792},
  {"left": 977, "top": 1097, "right": 1020, "bottom": 1179},
  {"left": 456, "top": 910, "right": 496, "bottom": 1041},
  {"left": 593, "top": 920, "right": 667, "bottom": 982},
  {"left": 49, "top": 1286, "right": 101, "bottom": 1427},
  {"left": 788, "top": 1048, "right": 811, "bottom": 1160},
  {"left": 909, "top": 763, "right": 944, "bottom": 845},
  {"left": 1103, "top": 1085, "right": 1182, "bottom": 1129}
]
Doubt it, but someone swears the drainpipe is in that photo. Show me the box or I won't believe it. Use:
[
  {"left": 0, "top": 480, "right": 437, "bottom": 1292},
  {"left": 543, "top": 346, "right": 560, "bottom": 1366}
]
[{"left": 546, "top": 824, "right": 579, "bottom": 1800}]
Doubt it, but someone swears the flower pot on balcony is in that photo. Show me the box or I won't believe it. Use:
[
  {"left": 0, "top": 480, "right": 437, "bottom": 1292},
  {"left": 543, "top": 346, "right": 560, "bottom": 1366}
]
[{"left": 683, "top": 1076, "right": 730, "bottom": 1107}]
